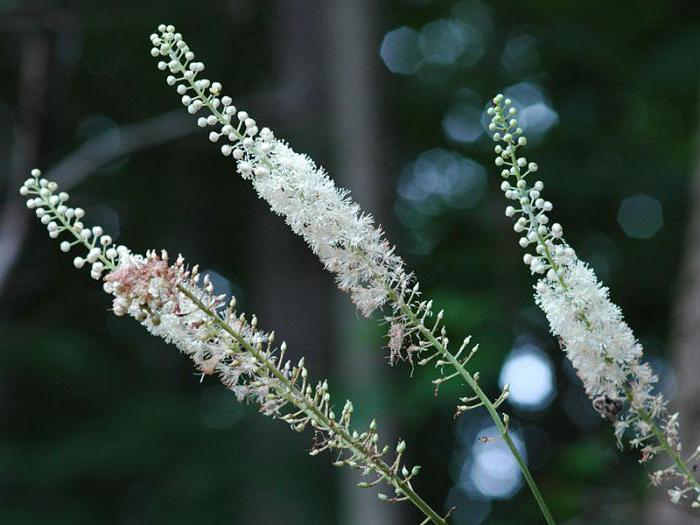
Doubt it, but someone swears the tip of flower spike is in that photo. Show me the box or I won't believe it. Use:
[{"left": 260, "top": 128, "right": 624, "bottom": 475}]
[
  {"left": 488, "top": 91, "right": 522, "bottom": 145},
  {"left": 22, "top": 172, "right": 124, "bottom": 276},
  {"left": 20, "top": 170, "right": 40, "bottom": 196},
  {"left": 157, "top": 24, "right": 175, "bottom": 33}
]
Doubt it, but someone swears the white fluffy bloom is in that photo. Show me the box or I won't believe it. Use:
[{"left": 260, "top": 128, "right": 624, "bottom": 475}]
[
  {"left": 535, "top": 257, "right": 663, "bottom": 435},
  {"left": 106, "top": 250, "right": 277, "bottom": 405},
  {"left": 249, "top": 141, "right": 405, "bottom": 316},
  {"left": 535, "top": 259, "right": 649, "bottom": 404},
  {"left": 151, "top": 25, "right": 407, "bottom": 317},
  {"left": 489, "top": 92, "right": 700, "bottom": 505}
]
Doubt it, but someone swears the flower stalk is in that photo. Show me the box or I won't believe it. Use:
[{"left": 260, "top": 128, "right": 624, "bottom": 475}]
[
  {"left": 149, "top": 24, "right": 555, "bottom": 524},
  {"left": 390, "top": 289, "right": 552, "bottom": 521},
  {"left": 21, "top": 169, "right": 448, "bottom": 524},
  {"left": 489, "top": 93, "right": 700, "bottom": 507}
]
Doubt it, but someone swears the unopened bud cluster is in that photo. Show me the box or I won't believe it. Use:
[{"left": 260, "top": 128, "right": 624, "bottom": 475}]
[
  {"left": 21, "top": 169, "right": 126, "bottom": 279},
  {"left": 150, "top": 25, "right": 269, "bottom": 171},
  {"left": 487, "top": 94, "right": 574, "bottom": 281}
]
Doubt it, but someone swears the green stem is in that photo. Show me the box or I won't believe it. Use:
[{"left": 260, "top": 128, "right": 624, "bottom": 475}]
[
  {"left": 630, "top": 389, "right": 700, "bottom": 493},
  {"left": 390, "top": 291, "right": 556, "bottom": 525},
  {"left": 178, "top": 285, "right": 447, "bottom": 525},
  {"left": 650, "top": 421, "right": 700, "bottom": 491}
]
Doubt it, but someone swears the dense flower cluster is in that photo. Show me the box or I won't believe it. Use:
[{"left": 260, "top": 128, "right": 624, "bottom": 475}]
[
  {"left": 536, "top": 261, "right": 654, "bottom": 406},
  {"left": 489, "top": 93, "right": 700, "bottom": 506},
  {"left": 150, "top": 24, "right": 406, "bottom": 317},
  {"left": 21, "top": 169, "right": 443, "bottom": 522},
  {"left": 107, "top": 250, "right": 284, "bottom": 408}
]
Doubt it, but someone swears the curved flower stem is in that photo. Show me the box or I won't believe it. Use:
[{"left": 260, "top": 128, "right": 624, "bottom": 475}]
[
  {"left": 389, "top": 290, "right": 556, "bottom": 525},
  {"left": 178, "top": 285, "right": 448, "bottom": 525}
]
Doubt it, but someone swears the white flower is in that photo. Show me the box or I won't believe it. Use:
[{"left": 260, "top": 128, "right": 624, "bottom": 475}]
[
  {"left": 535, "top": 260, "right": 650, "bottom": 402},
  {"left": 151, "top": 25, "right": 406, "bottom": 317},
  {"left": 105, "top": 249, "right": 284, "bottom": 410},
  {"left": 23, "top": 168, "right": 431, "bottom": 517},
  {"left": 489, "top": 92, "right": 700, "bottom": 503}
]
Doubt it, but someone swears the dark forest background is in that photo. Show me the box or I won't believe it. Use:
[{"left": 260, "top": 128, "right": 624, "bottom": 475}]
[{"left": 1, "top": 1, "right": 699, "bottom": 524}]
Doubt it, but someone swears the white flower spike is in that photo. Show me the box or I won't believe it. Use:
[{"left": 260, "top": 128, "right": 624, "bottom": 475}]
[
  {"left": 150, "top": 25, "right": 404, "bottom": 318},
  {"left": 489, "top": 92, "right": 700, "bottom": 507},
  {"left": 21, "top": 168, "right": 446, "bottom": 525}
]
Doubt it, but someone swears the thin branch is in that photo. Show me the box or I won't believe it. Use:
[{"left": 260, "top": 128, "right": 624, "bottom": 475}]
[
  {"left": 47, "top": 110, "right": 196, "bottom": 188},
  {"left": 0, "top": 111, "right": 196, "bottom": 296}
]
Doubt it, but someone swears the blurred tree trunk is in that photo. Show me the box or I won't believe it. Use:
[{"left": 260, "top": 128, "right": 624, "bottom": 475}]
[
  {"left": 245, "top": 1, "right": 334, "bottom": 523},
  {"left": 248, "top": 2, "right": 404, "bottom": 522},
  {"left": 644, "top": 89, "right": 700, "bottom": 523},
  {"left": 250, "top": 1, "right": 332, "bottom": 370},
  {"left": 0, "top": 22, "right": 55, "bottom": 297},
  {"left": 324, "top": 1, "right": 404, "bottom": 524}
]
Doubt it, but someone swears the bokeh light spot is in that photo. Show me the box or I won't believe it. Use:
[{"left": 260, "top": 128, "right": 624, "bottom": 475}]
[
  {"left": 483, "top": 82, "right": 558, "bottom": 140},
  {"left": 397, "top": 149, "right": 486, "bottom": 209},
  {"left": 617, "top": 194, "right": 663, "bottom": 239},
  {"left": 419, "top": 20, "right": 466, "bottom": 65},
  {"left": 443, "top": 104, "right": 483, "bottom": 143},
  {"left": 380, "top": 27, "right": 421, "bottom": 75},
  {"left": 499, "top": 344, "right": 555, "bottom": 411},
  {"left": 203, "top": 269, "right": 233, "bottom": 298},
  {"left": 466, "top": 426, "right": 525, "bottom": 499}
]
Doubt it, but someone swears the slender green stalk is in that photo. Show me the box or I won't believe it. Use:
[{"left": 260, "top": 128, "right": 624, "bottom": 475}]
[{"left": 390, "top": 290, "right": 556, "bottom": 525}]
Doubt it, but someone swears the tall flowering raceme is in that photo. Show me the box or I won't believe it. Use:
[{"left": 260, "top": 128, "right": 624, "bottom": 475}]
[
  {"left": 20, "top": 169, "right": 450, "bottom": 525},
  {"left": 149, "top": 24, "right": 555, "bottom": 524},
  {"left": 488, "top": 93, "right": 700, "bottom": 507}
]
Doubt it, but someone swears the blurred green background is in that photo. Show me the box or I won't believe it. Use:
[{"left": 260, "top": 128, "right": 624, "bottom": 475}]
[{"left": 1, "top": 1, "right": 699, "bottom": 524}]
